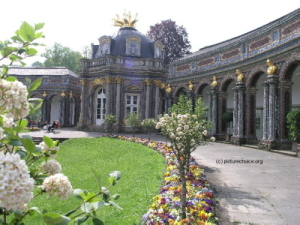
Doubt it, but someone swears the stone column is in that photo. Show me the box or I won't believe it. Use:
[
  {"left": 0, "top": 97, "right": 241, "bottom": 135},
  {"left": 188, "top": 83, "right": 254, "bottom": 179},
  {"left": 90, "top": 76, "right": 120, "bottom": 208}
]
[
  {"left": 232, "top": 82, "right": 246, "bottom": 144},
  {"left": 267, "top": 76, "right": 279, "bottom": 141},
  {"left": 105, "top": 77, "right": 114, "bottom": 115},
  {"left": 59, "top": 92, "right": 66, "bottom": 126},
  {"left": 211, "top": 87, "right": 219, "bottom": 135},
  {"left": 154, "top": 80, "right": 161, "bottom": 118},
  {"left": 145, "top": 80, "right": 152, "bottom": 119},
  {"left": 233, "top": 88, "right": 238, "bottom": 137},
  {"left": 78, "top": 79, "right": 87, "bottom": 126},
  {"left": 41, "top": 93, "right": 48, "bottom": 123},
  {"left": 262, "top": 82, "right": 269, "bottom": 140},
  {"left": 115, "top": 78, "right": 123, "bottom": 123},
  {"left": 165, "top": 93, "right": 173, "bottom": 114},
  {"left": 187, "top": 91, "right": 195, "bottom": 108},
  {"left": 237, "top": 83, "right": 246, "bottom": 138}
]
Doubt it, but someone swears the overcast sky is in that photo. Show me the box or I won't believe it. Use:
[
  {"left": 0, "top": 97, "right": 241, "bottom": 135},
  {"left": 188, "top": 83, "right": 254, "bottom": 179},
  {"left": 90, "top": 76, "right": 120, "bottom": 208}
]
[{"left": 1, "top": 0, "right": 299, "bottom": 64}]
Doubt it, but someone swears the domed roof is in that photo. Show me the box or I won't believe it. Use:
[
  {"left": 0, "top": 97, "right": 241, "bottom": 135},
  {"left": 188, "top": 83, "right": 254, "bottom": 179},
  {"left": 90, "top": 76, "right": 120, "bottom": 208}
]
[{"left": 110, "top": 27, "right": 154, "bottom": 58}]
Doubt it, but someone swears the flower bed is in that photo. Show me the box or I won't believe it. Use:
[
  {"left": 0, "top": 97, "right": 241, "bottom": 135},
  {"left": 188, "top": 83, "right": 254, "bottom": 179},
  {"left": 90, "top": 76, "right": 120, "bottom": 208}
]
[
  {"left": 113, "top": 135, "right": 218, "bottom": 225},
  {"left": 24, "top": 126, "right": 40, "bottom": 131}
]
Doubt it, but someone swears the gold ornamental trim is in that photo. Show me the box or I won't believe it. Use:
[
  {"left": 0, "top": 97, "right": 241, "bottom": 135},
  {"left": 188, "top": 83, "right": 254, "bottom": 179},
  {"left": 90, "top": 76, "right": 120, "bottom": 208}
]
[
  {"left": 112, "top": 11, "right": 138, "bottom": 28},
  {"left": 236, "top": 69, "right": 245, "bottom": 82},
  {"left": 93, "top": 78, "right": 104, "bottom": 85},
  {"left": 115, "top": 77, "right": 123, "bottom": 84},
  {"left": 267, "top": 59, "right": 277, "bottom": 75},
  {"left": 80, "top": 79, "right": 87, "bottom": 85},
  {"left": 211, "top": 76, "right": 218, "bottom": 87}
]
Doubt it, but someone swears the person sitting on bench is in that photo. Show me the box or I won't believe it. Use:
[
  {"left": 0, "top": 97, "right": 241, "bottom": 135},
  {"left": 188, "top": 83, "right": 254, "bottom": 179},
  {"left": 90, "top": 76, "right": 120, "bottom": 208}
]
[{"left": 48, "top": 121, "right": 57, "bottom": 132}]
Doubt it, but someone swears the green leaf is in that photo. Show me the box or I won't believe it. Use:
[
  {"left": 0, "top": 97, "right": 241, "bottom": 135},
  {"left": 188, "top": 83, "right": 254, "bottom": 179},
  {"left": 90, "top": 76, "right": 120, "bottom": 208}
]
[
  {"left": 109, "top": 201, "right": 123, "bottom": 210},
  {"left": 9, "top": 139, "right": 22, "bottom": 146},
  {"left": 91, "top": 168, "right": 102, "bottom": 190},
  {"left": 21, "top": 138, "right": 36, "bottom": 152},
  {"left": 15, "top": 118, "right": 28, "bottom": 127},
  {"left": 91, "top": 201, "right": 105, "bottom": 210},
  {"left": 18, "top": 22, "right": 35, "bottom": 42},
  {"left": 92, "top": 218, "right": 104, "bottom": 225},
  {"left": 35, "top": 23, "right": 45, "bottom": 31},
  {"left": 35, "top": 32, "right": 44, "bottom": 39},
  {"left": 5, "top": 76, "right": 17, "bottom": 82},
  {"left": 27, "top": 48, "right": 38, "bottom": 55},
  {"left": 1, "top": 65, "right": 8, "bottom": 76},
  {"left": 9, "top": 54, "right": 18, "bottom": 61},
  {"left": 43, "top": 136, "right": 55, "bottom": 148},
  {"left": 109, "top": 176, "right": 116, "bottom": 186},
  {"left": 80, "top": 202, "right": 93, "bottom": 213},
  {"left": 64, "top": 209, "right": 77, "bottom": 217},
  {"left": 43, "top": 212, "right": 71, "bottom": 225},
  {"left": 29, "top": 207, "right": 41, "bottom": 217},
  {"left": 74, "top": 215, "right": 90, "bottom": 225},
  {"left": 29, "top": 77, "right": 42, "bottom": 91},
  {"left": 73, "top": 189, "right": 86, "bottom": 200},
  {"left": 21, "top": 134, "right": 33, "bottom": 140},
  {"left": 16, "top": 150, "right": 26, "bottom": 159}
]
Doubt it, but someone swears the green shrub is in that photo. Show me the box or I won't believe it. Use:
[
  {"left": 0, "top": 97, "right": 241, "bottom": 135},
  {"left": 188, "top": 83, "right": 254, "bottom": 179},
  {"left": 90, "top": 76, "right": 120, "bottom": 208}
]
[{"left": 286, "top": 110, "right": 300, "bottom": 142}]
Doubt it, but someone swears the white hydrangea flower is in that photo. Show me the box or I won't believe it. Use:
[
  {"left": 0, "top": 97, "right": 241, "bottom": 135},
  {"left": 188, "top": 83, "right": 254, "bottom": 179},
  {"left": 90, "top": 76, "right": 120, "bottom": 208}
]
[
  {"left": 0, "top": 152, "right": 34, "bottom": 211},
  {"left": 0, "top": 79, "right": 30, "bottom": 119},
  {"left": 41, "top": 159, "right": 62, "bottom": 175},
  {"left": 2, "top": 115, "right": 15, "bottom": 128},
  {"left": 39, "top": 141, "right": 59, "bottom": 158},
  {"left": 42, "top": 173, "right": 73, "bottom": 200}
]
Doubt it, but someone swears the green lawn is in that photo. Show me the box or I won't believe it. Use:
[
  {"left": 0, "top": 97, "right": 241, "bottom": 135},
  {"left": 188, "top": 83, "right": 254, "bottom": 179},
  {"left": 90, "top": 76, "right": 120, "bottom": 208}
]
[{"left": 26, "top": 137, "right": 166, "bottom": 225}]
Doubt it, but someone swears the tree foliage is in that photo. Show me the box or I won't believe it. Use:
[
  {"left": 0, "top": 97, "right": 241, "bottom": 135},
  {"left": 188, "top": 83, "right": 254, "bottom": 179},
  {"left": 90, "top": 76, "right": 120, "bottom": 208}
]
[
  {"left": 41, "top": 42, "right": 82, "bottom": 72},
  {"left": 147, "top": 19, "right": 191, "bottom": 64}
]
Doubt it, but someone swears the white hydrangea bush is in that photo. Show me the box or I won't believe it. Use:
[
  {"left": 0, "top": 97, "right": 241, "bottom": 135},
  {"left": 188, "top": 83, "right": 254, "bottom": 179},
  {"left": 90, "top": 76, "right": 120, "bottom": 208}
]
[{"left": 0, "top": 152, "right": 34, "bottom": 211}]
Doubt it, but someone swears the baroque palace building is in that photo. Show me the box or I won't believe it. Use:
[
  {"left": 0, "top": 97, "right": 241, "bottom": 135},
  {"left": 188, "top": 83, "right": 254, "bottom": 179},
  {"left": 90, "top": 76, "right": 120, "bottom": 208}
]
[{"left": 8, "top": 9, "right": 300, "bottom": 149}]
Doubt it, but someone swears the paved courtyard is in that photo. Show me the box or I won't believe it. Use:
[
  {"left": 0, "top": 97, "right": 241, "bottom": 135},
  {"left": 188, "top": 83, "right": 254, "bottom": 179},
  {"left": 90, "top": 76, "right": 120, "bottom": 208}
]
[
  {"left": 27, "top": 128, "right": 300, "bottom": 225},
  {"left": 192, "top": 143, "right": 300, "bottom": 225}
]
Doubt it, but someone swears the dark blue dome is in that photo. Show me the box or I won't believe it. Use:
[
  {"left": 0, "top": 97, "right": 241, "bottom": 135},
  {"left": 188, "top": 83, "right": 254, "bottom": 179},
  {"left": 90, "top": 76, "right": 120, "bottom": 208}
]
[{"left": 110, "top": 27, "right": 154, "bottom": 58}]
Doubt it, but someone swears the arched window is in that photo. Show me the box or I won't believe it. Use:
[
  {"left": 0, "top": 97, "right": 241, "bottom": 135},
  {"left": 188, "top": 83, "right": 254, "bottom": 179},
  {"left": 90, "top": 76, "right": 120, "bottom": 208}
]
[{"left": 96, "top": 88, "right": 106, "bottom": 125}]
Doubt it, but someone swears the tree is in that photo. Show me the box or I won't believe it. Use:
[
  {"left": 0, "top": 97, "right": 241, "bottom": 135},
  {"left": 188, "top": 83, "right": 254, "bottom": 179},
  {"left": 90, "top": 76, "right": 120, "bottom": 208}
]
[
  {"left": 31, "top": 61, "right": 43, "bottom": 67},
  {"left": 82, "top": 45, "right": 92, "bottom": 59},
  {"left": 42, "top": 42, "right": 82, "bottom": 72},
  {"left": 147, "top": 19, "right": 191, "bottom": 64}
]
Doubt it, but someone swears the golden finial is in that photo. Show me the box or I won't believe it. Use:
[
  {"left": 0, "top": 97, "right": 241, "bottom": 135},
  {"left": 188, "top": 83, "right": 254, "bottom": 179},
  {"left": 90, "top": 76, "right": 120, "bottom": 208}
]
[
  {"left": 267, "top": 59, "right": 277, "bottom": 75},
  {"left": 188, "top": 81, "right": 194, "bottom": 91},
  {"left": 211, "top": 76, "right": 218, "bottom": 87},
  {"left": 165, "top": 84, "right": 172, "bottom": 93},
  {"left": 42, "top": 91, "right": 47, "bottom": 97},
  {"left": 236, "top": 69, "right": 245, "bottom": 82},
  {"left": 61, "top": 90, "right": 65, "bottom": 97},
  {"left": 112, "top": 11, "right": 138, "bottom": 28}
]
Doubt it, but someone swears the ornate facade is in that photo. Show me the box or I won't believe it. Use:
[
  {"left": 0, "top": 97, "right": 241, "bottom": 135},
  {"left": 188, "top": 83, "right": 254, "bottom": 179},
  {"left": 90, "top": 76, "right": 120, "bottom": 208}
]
[
  {"left": 167, "top": 8, "right": 300, "bottom": 149},
  {"left": 77, "top": 23, "right": 167, "bottom": 131},
  {"left": 8, "top": 9, "right": 300, "bottom": 150}
]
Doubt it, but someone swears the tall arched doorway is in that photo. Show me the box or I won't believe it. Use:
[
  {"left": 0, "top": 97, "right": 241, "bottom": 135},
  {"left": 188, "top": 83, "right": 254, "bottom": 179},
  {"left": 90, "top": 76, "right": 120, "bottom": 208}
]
[
  {"left": 50, "top": 95, "right": 61, "bottom": 123},
  {"left": 96, "top": 88, "right": 106, "bottom": 125}
]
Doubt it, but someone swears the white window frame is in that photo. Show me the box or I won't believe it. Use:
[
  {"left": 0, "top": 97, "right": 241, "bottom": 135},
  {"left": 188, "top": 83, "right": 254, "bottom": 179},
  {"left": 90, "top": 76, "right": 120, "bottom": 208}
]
[{"left": 125, "top": 94, "right": 140, "bottom": 114}]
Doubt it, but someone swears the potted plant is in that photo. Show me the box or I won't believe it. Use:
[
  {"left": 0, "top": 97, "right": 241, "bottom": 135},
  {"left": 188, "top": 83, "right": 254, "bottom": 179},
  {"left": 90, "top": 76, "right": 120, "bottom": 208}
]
[
  {"left": 222, "top": 111, "right": 233, "bottom": 141},
  {"left": 286, "top": 110, "right": 300, "bottom": 151}
]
